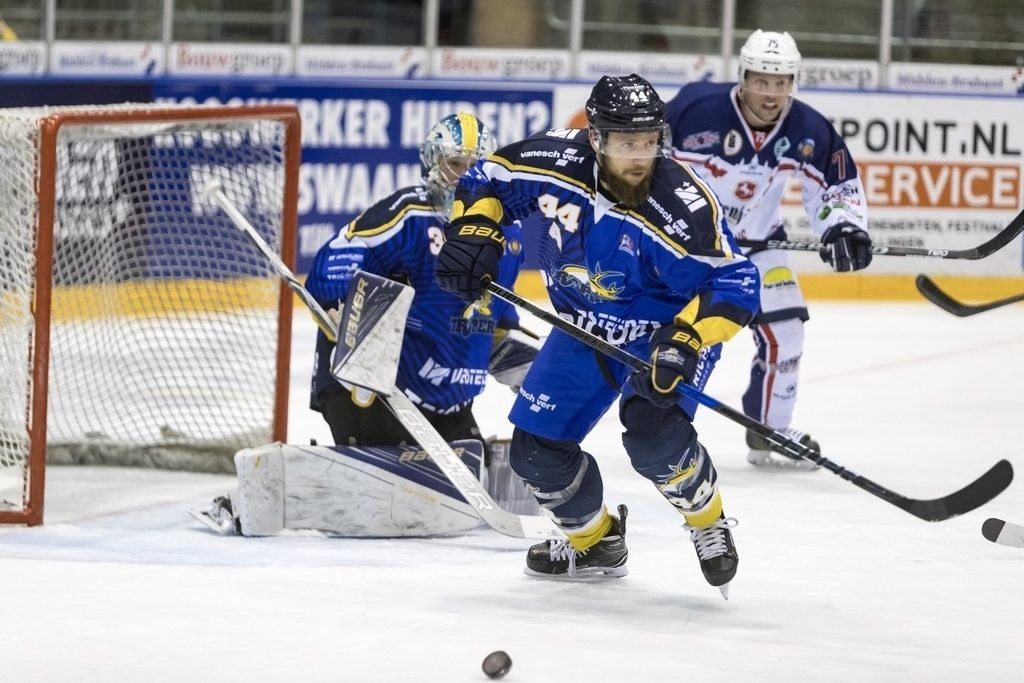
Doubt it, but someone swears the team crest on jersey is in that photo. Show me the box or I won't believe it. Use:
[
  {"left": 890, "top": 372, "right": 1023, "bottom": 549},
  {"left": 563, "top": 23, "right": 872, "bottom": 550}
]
[
  {"left": 734, "top": 180, "right": 757, "bottom": 201},
  {"left": 449, "top": 295, "right": 497, "bottom": 336},
  {"left": 798, "top": 138, "right": 815, "bottom": 159},
  {"left": 762, "top": 266, "right": 798, "bottom": 290},
  {"left": 551, "top": 265, "right": 625, "bottom": 302},
  {"left": 681, "top": 130, "right": 721, "bottom": 151},
  {"left": 723, "top": 129, "right": 743, "bottom": 156},
  {"left": 773, "top": 137, "right": 791, "bottom": 158},
  {"left": 618, "top": 233, "right": 636, "bottom": 255}
]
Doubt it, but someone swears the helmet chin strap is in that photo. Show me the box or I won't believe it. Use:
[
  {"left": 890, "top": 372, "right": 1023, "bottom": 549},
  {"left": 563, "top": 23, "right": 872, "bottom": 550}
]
[{"left": 737, "top": 87, "right": 791, "bottom": 128}]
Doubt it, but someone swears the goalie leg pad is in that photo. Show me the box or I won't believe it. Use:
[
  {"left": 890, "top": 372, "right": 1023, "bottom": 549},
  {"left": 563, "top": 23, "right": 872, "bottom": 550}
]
[
  {"left": 233, "top": 440, "right": 487, "bottom": 537},
  {"left": 234, "top": 443, "right": 286, "bottom": 536}
]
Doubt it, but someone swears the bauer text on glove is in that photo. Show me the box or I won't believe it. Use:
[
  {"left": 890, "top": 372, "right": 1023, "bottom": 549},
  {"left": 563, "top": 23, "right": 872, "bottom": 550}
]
[
  {"left": 632, "top": 323, "right": 701, "bottom": 409},
  {"left": 435, "top": 217, "right": 505, "bottom": 303}
]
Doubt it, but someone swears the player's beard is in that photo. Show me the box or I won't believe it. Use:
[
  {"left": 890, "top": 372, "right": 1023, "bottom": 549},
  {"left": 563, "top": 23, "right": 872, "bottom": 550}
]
[{"left": 597, "top": 156, "right": 655, "bottom": 208}]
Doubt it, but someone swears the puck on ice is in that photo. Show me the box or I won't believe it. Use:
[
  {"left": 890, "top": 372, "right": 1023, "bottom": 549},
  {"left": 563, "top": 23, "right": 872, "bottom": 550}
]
[{"left": 482, "top": 650, "right": 512, "bottom": 679}]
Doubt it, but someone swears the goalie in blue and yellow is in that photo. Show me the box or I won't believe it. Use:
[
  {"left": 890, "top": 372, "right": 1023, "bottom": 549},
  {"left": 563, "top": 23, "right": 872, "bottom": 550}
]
[{"left": 306, "top": 112, "right": 534, "bottom": 451}]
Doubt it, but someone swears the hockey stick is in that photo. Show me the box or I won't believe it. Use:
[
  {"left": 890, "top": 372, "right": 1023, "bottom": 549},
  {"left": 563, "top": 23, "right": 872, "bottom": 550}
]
[
  {"left": 205, "top": 185, "right": 560, "bottom": 540},
  {"left": 981, "top": 517, "right": 1024, "bottom": 548},
  {"left": 736, "top": 207, "right": 1024, "bottom": 260},
  {"left": 485, "top": 280, "right": 1013, "bottom": 522},
  {"left": 915, "top": 274, "right": 1024, "bottom": 317},
  {"left": 203, "top": 181, "right": 339, "bottom": 343}
]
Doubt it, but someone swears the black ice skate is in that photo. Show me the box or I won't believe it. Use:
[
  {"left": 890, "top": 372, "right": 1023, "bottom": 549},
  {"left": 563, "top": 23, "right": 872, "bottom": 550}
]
[
  {"left": 746, "top": 428, "right": 820, "bottom": 470},
  {"left": 524, "top": 504, "right": 628, "bottom": 579},
  {"left": 189, "top": 494, "right": 240, "bottom": 535},
  {"left": 685, "top": 515, "right": 739, "bottom": 599}
]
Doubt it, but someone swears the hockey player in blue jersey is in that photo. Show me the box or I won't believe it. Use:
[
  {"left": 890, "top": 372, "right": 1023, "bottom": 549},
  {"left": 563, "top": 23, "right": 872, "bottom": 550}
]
[
  {"left": 435, "top": 74, "right": 760, "bottom": 595},
  {"left": 305, "top": 112, "right": 535, "bottom": 450},
  {"left": 666, "top": 29, "right": 873, "bottom": 469}
]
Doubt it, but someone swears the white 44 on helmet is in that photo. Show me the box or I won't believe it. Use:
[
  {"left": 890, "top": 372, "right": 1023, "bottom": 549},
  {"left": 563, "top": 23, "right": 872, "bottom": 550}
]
[
  {"left": 419, "top": 112, "right": 496, "bottom": 217},
  {"left": 739, "top": 29, "right": 801, "bottom": 81}
]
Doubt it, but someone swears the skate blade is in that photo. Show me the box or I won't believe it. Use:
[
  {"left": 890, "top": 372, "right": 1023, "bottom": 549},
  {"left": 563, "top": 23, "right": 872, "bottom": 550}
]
[
  {"left": 523, "top": 565, "right": 628, "bottom": 581},
  {"left": 747, "top": 450, "right": 819, "bottom": 470},
  {"left": 189, "top": 507, "right": 237, "bottom": 535},
  {"left": 718, "top": 582, "right": 730, "bottom": 600}
]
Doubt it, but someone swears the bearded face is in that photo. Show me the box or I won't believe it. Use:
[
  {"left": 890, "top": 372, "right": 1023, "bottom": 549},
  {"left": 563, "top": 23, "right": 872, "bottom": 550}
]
[
  {"left": 590, "top": 129, "right": 661, "bottom": 208},
  {"left": 597, "top": 154, "right": 655, "bottom": 208}
]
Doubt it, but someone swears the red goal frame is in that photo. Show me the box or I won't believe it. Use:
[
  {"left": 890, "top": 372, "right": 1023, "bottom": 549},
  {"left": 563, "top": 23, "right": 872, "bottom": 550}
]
[{"left": 0, "top": 104, "right": 301, "bottom": 526}]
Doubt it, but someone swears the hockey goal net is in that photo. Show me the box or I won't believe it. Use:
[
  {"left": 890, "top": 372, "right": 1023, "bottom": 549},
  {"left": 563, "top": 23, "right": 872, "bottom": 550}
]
[{"left": 0, "top": 103, "right": 300, "bottom": 525}]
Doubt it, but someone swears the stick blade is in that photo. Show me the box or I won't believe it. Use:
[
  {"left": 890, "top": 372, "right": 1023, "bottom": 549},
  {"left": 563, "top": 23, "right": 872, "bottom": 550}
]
[
  {"left": 897, "top": 459, "right": 1013, "bottom": 522},
  {"left": 981, "top": 517, "right": 1006, "bottom": 543},
  {"left": 914, "top": 275, "right": 971, "bottom": 317},
  {"left": 981, "top": 517, "right": 1024, "bottom": 547}
]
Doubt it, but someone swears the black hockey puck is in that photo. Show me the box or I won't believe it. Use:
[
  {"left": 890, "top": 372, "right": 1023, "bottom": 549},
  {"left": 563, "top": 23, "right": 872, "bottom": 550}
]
[{"left": 482, "top": 650, "right": 512, "bottom": 679}]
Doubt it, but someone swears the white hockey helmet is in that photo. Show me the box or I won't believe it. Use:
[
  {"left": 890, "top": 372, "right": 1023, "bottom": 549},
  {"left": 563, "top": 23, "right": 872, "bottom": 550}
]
[
  {"left": 419, "top": 112, "right": 496, "bottom": 216},
  {"left": 738, "top": 29, "right": 801, "bottom": 80}
]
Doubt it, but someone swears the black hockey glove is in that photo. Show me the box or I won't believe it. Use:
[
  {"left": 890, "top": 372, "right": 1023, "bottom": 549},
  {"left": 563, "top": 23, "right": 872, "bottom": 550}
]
[
  {"left": 436, "top": 217, "right": 505, "bottom": 303},
  {"left": 820, "top": 223, "right": 873, "bottom": 272},
  {"left": 632, "top": 323, "right": 701, "bottom": 409}
]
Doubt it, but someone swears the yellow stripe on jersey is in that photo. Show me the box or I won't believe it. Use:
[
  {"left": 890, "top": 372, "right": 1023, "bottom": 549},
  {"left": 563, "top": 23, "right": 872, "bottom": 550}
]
[
  {"left": 674, "top": 297, "right": 744, "bottom": 347},
  {"left": 457, "top": 111, "right": 479, "bottom": 149},
  {"left": 451, "top": 196, "right": 506, "bottom": 224},
  {"left": 345, "top": 202, "right": 436, "bottom": 238},
  {"left": 678, "top": 163, "right": 727, "bottom": 254},
  {"left": 485, "top": 154, "right": 596, "bottom": 196},
  {"left": 625, "top": 209, "right": 689, "bottom": 257}
]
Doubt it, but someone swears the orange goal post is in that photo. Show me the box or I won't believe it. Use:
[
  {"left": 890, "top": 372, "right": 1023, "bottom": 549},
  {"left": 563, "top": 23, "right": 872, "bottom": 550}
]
[{"left": 0, "top": 103, "right": 301, "bottom": 525}]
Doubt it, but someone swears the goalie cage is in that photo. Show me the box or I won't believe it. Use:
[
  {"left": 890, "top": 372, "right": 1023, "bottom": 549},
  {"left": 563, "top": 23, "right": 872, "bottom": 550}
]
[{"left": 0, "top": 103, "right": 301, "bottom": 525}]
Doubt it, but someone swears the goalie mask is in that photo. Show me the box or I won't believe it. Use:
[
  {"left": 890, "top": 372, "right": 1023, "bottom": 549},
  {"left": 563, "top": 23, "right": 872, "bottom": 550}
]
[
  {"left": 585, "top": 73, "right": 671, "bottom": 159},
  {"left": 419, "top": 112, "right": 496, "bottom": 218}
]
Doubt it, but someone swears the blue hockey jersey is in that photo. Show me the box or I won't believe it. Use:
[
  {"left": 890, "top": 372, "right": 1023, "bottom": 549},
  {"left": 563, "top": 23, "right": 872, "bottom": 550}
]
[
  {"left": 451, "top": 128, "right": 759, "bottom": 349},
  {"left": 307, "top": 184, "right": 523, "bottom": 414},
  {"left": 666, "top": 81, "right": 867, "bottom": 241}
]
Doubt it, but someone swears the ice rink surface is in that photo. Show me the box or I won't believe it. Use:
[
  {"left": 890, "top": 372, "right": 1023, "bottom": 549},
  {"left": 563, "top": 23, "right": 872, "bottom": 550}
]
[{"left": 3, "top": 296, "right": 1024, "bottom": 682}]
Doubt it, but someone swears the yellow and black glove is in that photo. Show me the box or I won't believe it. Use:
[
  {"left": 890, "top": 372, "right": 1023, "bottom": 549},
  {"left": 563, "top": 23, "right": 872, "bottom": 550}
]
[
  {"left": 631, "top": 323, "right": 701, "bottom": 409},
  {"left": 435, "top": 216, "right": 506, "bottom": 303}
]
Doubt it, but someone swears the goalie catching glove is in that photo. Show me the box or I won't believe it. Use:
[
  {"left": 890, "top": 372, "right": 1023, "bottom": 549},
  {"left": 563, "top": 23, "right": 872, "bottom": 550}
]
[
  {"left": 435, "top": 216, "right": 506, "bottom": 303},
  {"left": 820, "top": 223, "right": 872, "bottom": 272},
  {"left": 632, "top": 323, "right": 701, "bottom": 409}
]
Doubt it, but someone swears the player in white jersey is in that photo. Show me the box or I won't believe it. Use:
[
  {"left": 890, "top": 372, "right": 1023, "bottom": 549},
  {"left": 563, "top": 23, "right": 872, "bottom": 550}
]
[{"left": 666, "top": 29, "right": 873, "bottom": 468}]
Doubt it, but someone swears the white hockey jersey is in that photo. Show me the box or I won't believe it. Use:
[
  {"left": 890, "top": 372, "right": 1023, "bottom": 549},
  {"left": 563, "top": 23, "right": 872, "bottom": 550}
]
[{"left": 666, "top": 81, "right": 867, "bottom": 242}]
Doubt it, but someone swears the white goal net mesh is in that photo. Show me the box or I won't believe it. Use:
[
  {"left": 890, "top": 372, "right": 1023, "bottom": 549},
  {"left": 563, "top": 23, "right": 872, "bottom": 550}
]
[{"left": 0, "top": 105, "right": 294, "bottom": 514}]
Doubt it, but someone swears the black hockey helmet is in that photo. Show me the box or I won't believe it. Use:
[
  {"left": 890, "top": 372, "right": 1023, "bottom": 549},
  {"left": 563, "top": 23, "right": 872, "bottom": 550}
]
[{"left": 585, "top": 73, "right": 666, "bottom": 132}]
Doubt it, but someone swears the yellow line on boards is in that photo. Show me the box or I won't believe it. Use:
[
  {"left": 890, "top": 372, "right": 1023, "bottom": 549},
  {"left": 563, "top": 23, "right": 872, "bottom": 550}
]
[{"left": 510, "top": 270, "right": 1024, "bottom": 303}]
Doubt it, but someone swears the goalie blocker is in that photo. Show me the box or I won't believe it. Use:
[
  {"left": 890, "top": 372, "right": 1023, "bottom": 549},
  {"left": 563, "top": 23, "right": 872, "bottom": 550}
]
[{"left": 199, "top": 438, "right": 539, "bottom": 537}]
